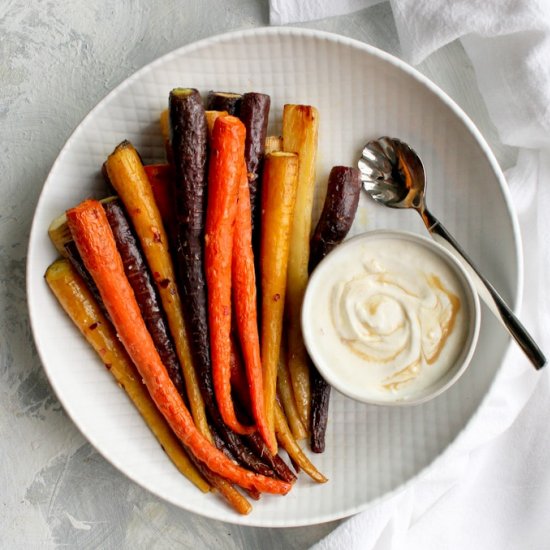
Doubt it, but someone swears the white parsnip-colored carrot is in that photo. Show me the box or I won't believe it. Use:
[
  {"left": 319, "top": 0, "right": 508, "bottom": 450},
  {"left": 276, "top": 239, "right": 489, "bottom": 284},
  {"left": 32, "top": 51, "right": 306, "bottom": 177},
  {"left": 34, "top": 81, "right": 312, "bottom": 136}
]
[{"left": 282, "top": 104, "right": 319, "bottom": 431}]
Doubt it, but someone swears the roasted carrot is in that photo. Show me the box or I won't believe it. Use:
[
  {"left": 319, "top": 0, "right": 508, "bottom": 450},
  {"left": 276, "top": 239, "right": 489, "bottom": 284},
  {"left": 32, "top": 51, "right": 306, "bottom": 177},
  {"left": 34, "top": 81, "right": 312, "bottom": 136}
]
[
  {"left": 144, "top": 164, "right": 175, "bottom": 226},
  {"left": 45, "top": 259, "right": 210, "bottom": 493},
  {"left": 309, "top": 373, "right": 330, "bottom": 454},
  {"left": 66, "top": 199, "right": 291, "bottom": 495},
  {"left": 205, "top": 115, "right": 254, "bottom": 435},
  {"left": 260, "top": 152, "right": 299, "bottom": 450},
  {"left": 283, "top": 104, "right": 319, "bottom": 432},
  {"left": 206, "top": 91, "right": 242, "bottom": 115},
  {"left": 105, "top": 141, "right": 211, "bottom": 442},
  {"left": 232, "top": 163, "right": 273, "bottom": 449},
  {"left": 245, "top": 487, "right": 261, "bottom": 501},
  {"left": 204, "top": 112, "right": 272, "bottom": 447},
  {"left": 230, "top": 344, "right": 305, "bottom": 485},
  {"left": 213, "top": 429, "right": 262, "bottom": 502},
  {"left": 48, "top": 214, "right": 101, "bottom": 307},
  {"left": 102, "top": 197, "right": 187, "bottom": 403},
  {"left": 216, "top": 390, "right": 280, "bottom": 478},
  {"left": 308, "top": 166, "right": 361, "bottom": 453},
  {"left": 168, "top": 89, "right": 212, "bottom": 418},
  {"left": 206, "top": 96, "right": 270, "bottom": 244},
  {"left": 277, "top": 342, "right": 307, "bottom": 440},
  {"left": 309, "top": 166, "right": 361, "bottom": 267},
  {"left": 211, "top": 429, "right": 268, "bottom": 482},
  {"left": 274, "top": 403, "right": 327, "bottom": 484},
  {"left": 239, "top": 93, "right": 270, "bottom": 241},
  {"left": 160, "top": 109, "right": 170, "bottom": 142},
  {"left": 48, "top": 213, "right": 73, "bottom": 257}
]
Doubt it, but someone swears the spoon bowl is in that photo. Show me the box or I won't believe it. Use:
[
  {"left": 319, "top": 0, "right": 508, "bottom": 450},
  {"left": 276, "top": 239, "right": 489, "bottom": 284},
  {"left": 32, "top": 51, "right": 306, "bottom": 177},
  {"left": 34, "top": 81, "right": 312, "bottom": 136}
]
[{"left": 359, "top": 137, "right": 426, "bottom": 210}]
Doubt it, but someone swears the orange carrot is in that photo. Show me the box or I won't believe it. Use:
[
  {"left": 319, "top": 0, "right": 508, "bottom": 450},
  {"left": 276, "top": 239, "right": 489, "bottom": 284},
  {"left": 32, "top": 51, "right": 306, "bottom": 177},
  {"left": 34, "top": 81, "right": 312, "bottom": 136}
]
[
  {"left": 66, "top": 199, "right": 291, "bottom": 495},
  {"left": 205, "top": 116, "right": 255, "bottom": 436},
  {"left": 232, "top": 163, "right": 274, "bottom": 450}
]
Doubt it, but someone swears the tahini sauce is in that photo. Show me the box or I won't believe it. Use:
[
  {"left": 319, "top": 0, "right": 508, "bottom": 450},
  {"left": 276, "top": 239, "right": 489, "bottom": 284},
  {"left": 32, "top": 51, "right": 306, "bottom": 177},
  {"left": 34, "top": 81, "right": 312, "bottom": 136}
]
[{"left": 310, "top": 236, "right": 468, "bottom": 401}]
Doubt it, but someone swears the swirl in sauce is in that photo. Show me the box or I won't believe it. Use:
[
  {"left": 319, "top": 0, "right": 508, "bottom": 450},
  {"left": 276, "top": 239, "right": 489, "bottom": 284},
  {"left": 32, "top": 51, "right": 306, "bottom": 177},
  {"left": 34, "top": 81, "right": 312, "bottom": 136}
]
[{"left": 331, "top": 256, "right": 461, "bottom": 392}]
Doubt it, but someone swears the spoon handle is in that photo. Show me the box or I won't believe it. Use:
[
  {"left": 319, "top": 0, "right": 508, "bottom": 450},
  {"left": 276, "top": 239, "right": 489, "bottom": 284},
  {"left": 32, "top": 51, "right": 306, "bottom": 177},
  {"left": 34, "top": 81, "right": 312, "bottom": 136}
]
[{"left": 421, "top": 208, "right": 546, "bottom": 370}]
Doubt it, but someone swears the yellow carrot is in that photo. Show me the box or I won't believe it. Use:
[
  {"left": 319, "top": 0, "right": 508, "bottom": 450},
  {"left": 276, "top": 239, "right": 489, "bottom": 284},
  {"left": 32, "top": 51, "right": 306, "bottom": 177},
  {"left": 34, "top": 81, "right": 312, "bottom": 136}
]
[
  {"left": 277, "top": 341, "right": 307, "bottom": 440},
  {"left": 274, "top": 403, "right": 327, "bottom": 484},
  {"left": 48, "top": 213, "right": 72, "bottom": 257},
  {"left": 260, "top": 152, "right": 299, "bottom": 451}
]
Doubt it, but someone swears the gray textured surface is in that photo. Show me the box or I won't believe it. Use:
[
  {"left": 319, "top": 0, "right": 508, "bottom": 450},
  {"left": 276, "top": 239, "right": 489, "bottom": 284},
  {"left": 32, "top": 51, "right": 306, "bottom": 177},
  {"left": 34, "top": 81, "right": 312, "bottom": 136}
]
[{"left": 1, "top": 1, "right": 514, "bottom": 548}]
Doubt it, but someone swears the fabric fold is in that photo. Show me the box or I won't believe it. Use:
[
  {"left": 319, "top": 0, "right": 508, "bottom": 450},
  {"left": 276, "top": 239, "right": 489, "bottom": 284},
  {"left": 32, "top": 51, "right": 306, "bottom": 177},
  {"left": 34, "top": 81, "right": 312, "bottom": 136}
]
[{"left": 268, "top": 0, "right": 550, "bottom": 548}]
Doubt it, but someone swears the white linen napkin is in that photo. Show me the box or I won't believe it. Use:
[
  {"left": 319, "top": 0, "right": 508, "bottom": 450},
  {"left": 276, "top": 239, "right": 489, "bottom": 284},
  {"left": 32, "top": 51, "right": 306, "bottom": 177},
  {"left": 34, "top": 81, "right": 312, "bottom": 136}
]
[
  {"left": 269, "top": 0, "right": 550, "bottom": 548},
  {"left": 269, "top": 0, "right": 383, "bottom": 25}
]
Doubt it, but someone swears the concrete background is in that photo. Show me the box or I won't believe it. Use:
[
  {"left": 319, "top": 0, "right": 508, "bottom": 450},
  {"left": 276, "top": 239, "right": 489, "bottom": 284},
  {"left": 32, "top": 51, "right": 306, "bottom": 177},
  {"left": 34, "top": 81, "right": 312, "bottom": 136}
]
[{"left": 0, "top": 0, "right": 514, "bottom": 547}]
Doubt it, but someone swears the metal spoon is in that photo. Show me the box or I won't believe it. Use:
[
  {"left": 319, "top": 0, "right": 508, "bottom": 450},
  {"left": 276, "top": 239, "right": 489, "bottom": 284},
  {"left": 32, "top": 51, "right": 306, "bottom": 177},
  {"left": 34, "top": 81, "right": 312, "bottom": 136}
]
[{"left": 358, "top": 136, "right": 546, "bottom": 370}]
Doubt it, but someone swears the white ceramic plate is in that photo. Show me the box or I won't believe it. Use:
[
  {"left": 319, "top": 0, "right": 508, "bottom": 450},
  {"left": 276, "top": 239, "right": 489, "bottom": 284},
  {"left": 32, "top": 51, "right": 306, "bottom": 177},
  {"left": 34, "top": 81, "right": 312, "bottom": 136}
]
[{"left": 27, "top": 27, "right": 521, "bottom": 527}]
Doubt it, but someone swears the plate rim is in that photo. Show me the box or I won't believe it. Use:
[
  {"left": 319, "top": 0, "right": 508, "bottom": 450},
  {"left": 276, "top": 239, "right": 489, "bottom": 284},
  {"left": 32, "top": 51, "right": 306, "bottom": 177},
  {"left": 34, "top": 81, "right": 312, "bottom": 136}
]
[{"left": 26, "top": 25, "right": 523, "bottom": 528}]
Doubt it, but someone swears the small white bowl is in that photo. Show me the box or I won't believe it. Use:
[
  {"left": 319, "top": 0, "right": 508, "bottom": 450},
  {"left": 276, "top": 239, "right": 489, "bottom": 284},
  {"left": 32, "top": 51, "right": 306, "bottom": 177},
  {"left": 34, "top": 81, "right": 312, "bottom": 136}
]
[{"left": 302, "top": 230, "right": 481, "bottom": 406}]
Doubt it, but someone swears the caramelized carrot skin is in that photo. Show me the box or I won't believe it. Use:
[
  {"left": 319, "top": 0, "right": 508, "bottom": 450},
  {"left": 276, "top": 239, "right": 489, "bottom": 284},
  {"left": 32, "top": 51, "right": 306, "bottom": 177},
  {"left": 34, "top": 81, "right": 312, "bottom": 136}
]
[
  {"left": 232, "top": 165, "right": 273, "bottom": 449},
  {"left": 66, "top": 199, "right": 291, "bottom": 495},
  {"left": 205, "top": 116, "right": 254, "bottom": 435}
]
